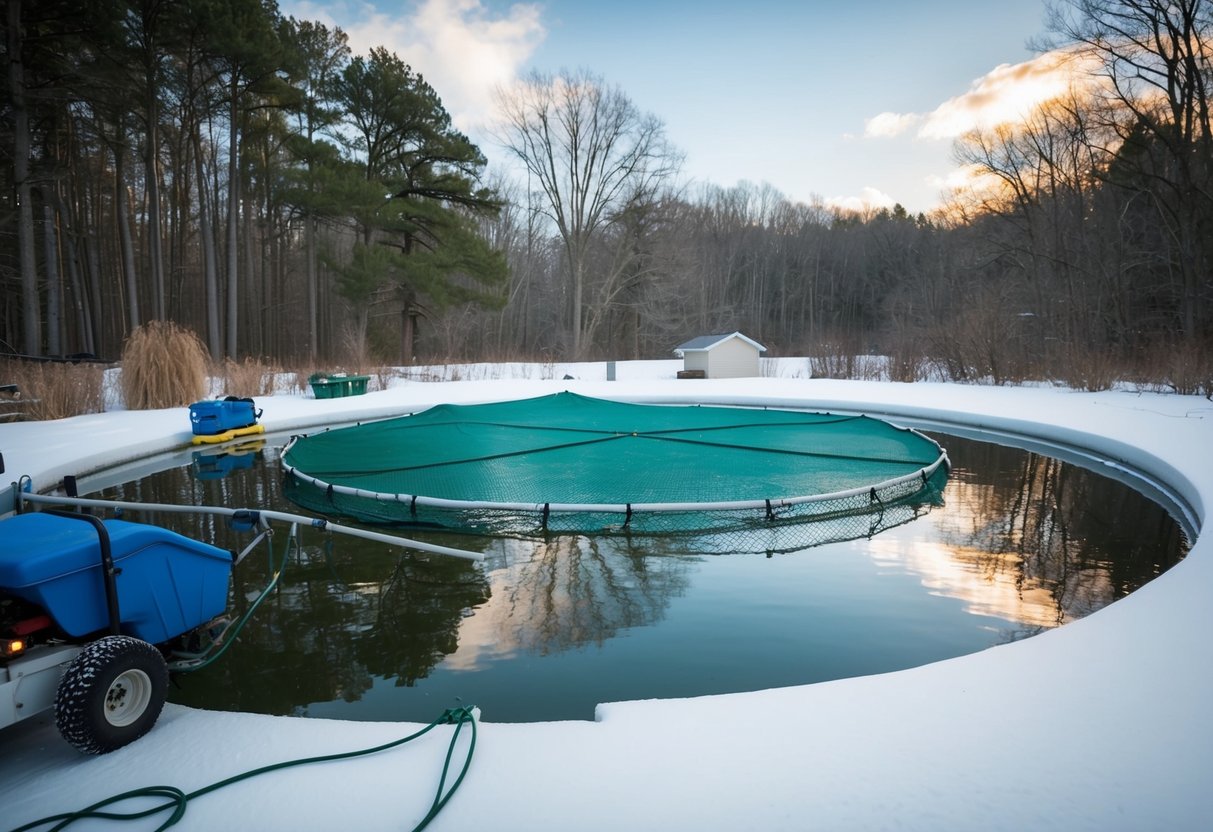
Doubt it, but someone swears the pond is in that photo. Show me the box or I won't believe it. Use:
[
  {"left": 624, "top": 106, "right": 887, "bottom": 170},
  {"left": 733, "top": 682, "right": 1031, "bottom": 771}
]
[{"left": 94, "top": 430, "right": 1188, "bottom": 724}]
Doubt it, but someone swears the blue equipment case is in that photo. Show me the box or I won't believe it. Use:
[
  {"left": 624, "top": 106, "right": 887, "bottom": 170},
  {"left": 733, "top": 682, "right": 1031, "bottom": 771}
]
[
  {"left": 189, "top": 397, "right": 259, "bottom": 436},
  {"left": 0, "top": 512, "right": 233, "bottom": 644}
]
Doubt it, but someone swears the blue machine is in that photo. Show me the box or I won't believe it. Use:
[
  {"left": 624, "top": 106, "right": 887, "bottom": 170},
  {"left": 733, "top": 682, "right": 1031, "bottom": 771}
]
[
  {"left": 0, "top": 512, "right": 233, "bottom": 644},
  {"left": 1, "top": 509, "right": 235, "bottom": 754},
  {"left": 0, "top": 450, "right": 476, "bottom": 756},
  {"left": 188, "top": 397, "right": 259, "bottom": 436}
]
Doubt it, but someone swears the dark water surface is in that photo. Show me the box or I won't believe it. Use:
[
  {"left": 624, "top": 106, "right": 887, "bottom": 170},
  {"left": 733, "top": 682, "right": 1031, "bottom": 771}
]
[{"left": 99, "top": 432, "right": 1187, "bottom": 723}]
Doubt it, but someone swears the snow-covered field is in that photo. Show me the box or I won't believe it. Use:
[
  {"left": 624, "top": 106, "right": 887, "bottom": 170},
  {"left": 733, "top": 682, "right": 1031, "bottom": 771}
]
[{"left": 2, "top": 361, "right": 1210, "bottom": 831}]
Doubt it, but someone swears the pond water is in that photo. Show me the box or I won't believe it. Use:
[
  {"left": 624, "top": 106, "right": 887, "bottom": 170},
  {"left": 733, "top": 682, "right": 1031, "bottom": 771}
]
[{"left": 96, "top": 431, "right": 1188, "bottom": 724}]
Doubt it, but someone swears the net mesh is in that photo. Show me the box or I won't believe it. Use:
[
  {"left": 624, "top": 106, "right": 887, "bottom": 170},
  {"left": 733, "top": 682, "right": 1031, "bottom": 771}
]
[{"left": 281, "top": 392, "right": 949, "bottom": 551}]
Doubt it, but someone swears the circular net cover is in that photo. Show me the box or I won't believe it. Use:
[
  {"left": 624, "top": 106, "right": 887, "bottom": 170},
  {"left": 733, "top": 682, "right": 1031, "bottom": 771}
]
[{"left": 281, "top": 392, "right": 949, "bottom": 550}]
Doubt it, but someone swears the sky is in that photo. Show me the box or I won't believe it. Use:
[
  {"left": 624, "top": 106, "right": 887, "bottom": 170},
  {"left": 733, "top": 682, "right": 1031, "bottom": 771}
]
[
  {"left": 2, "top": 366, "right": 1210, "bottom": 830},
  {"left": 290, "top": 0, "right": 1066, "bottom": 212}
]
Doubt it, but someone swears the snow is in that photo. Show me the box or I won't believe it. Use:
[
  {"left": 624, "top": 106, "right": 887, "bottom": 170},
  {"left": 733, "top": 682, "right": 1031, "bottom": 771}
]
[{"left": 2, "top": 362, "right": 1210, "bottom": 831}]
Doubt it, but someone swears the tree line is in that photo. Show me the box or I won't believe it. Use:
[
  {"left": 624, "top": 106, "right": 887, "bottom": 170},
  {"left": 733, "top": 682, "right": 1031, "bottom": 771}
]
[
  {"left": 2, "top": 0, "right": 1209, "bottom": 391},
  {"left": 3, "top": 0, "right": 503, "bottom": 364}
]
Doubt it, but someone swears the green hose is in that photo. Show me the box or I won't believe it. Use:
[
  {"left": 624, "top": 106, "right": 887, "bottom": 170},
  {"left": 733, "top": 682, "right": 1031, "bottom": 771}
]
[
  {"left": 11, "top": 519, "right": 478, "bottom": 830},
  {"left": 166, "top": 526, "right": 290, "bottom": 673},
  {"left": 8, "top": 706, "right": 477, "bottom": 832}
]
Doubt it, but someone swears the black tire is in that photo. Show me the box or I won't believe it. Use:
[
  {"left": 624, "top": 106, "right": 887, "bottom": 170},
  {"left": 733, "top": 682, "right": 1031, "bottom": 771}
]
[{"left": 55, "top": 635, "right": 169, "bottom": 754}]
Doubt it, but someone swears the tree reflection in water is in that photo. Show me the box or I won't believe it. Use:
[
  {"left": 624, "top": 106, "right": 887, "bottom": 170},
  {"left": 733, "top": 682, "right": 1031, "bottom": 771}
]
[
  {"left": 457, "top": 535, "right": 691, "bottom": 659},
  {"left": 91, "top": 433, "right": 1186, "bottom": 721},
  {"left": 927, "top": 435, "right": 1188, "bottom": 630},
  {"left": 107, "top": 452, "right": 488, "bottom": 716},
  {"left": 168, "top": 537, "right": 494, "bottom": 716}
]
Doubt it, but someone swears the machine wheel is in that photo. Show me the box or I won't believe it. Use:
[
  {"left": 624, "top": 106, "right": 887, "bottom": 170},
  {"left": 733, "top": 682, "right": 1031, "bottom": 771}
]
[{"left": 54, "top": 635, "right": 169, "bottom": 754}]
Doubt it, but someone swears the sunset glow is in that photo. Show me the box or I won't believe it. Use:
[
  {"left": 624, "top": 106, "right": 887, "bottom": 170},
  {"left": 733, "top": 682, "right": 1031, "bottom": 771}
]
[{"left": 864, "top": 48, "right": 1108, "bottom": 144}]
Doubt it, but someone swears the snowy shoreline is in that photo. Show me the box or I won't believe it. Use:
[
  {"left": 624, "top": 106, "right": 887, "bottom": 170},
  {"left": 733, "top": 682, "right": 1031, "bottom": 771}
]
[{"left": 2, "top": 370, "right": 1210, "bottom": 830}]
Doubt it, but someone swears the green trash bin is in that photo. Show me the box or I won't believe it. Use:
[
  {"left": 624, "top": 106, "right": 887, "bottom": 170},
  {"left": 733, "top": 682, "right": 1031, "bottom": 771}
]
[{"left": 309, "top": 373, "right": 370, "bottom": 399}]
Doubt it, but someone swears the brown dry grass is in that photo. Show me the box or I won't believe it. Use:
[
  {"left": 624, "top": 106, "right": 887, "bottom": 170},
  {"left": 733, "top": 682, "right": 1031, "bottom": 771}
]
[
  {"left": 1163, "top": 340, "right": 1213, "bottom": 397},
  {"left": 809, "top": 341, "right": 862, "bottom": 379},
  {"left": 1129, "top": 338, "right": 1213, "bottom": 397},
  {"left": 371, "top": 365, "right": 398, "bottom": 392},
  {"left": 0, "top": 359, "right": 107, "bottom": 420},
  {"left": 120, "top": 321, "right": 208, "bottom": 409},
  {"left": 1056, "top": 344, "right": 1118, "bottom": 392},
  {"left": 218, "top": 357, "right": 283, "bottom": 398}
]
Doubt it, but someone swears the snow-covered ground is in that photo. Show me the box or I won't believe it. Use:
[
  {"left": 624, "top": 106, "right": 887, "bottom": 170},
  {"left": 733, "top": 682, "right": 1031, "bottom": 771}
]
[{"left": 1, "top": 361, "right": 1210, "bottom": 831}]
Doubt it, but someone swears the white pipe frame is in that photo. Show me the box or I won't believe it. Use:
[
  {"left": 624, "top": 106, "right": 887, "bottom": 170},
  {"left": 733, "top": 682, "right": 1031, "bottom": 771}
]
[{"left": 14, "top": 487, "right": 484, "bottom": 562}]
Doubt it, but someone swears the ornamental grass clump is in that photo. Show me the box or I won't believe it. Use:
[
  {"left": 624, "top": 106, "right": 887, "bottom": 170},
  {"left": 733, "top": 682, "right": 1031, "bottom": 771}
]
[
  {"left": 0, "top": 359, "right": 106, "bottom": 420},
  {"left": 219, "top": 357, "right": 282, "bottom": 398},
  {"left": 120, "top": 321, "right": 208, "bottom": 409}
]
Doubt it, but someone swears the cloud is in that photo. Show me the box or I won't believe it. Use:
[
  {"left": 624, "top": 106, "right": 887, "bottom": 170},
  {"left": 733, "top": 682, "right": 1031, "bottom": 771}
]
[
  {"left": 926, "top": 163, "right": 1002, "bottom": 193},
  {"left": 826, "top": 186, "right": 897, "bottom": 214},
  {"left": 861, "top": 49, "right": 1103, "bottom": 143},
  {"left": 864, "top": 111, "right": 921, "bottom": 138},
  {"left": 919, "top": 49, "right": 1101, "bottom": 139},
  {"left": 285, "top": 0, "right": 545, "bottom": 130}
]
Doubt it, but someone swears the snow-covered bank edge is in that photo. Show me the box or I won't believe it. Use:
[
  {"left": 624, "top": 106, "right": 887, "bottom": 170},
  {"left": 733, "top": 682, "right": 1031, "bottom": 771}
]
[{"left": 2, "top": 374, "right": 1211, "bottom": 831}]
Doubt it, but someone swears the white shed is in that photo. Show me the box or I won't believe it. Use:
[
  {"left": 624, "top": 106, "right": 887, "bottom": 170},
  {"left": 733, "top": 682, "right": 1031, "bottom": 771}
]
[{"left": 673, "top": 332, "right": 767, "bottom": 379}]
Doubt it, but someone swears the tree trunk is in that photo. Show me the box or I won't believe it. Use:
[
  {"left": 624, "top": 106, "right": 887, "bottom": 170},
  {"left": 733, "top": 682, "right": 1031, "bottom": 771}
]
[
  {"left": 9, "top": 0, "right": 41, "bottom": 355},
  {"left": 146, "top": 97, "right": 166, "bottom": 320},
  {"left": 570, "top": 244, "right": 585, "bottom": 357},
  {"left": 53, "top": 187, "right": 94, "bottom": 355},
  {"left": 306, "top": 213, "right": 317, "bottom": 360},
  {"left": 85, "top": 227, "right": 104, "bottom": 355},
  {"left": 243, "top": 191, "right": 257, "bottom": 354},
  {"left": 225, "top": 80, "right": 240, "bottom": 358},
  {"left": 193, "top": 127, "right": 221, "bottom": 359},
  {"left": 42, "top": 200, "right": 62, "bottom": 355},
  {"left": 115, "top": 150, "right": 141, "bottom": 333},
  {"left": 400, "top": 304, "right": 415, "bottom": 364}
]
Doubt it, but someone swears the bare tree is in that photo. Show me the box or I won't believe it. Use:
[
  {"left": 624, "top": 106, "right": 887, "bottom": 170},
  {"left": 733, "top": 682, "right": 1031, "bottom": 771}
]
[
  {"left": 493, "top": 69, "right": 680, "bottom": 357},
  {"left": 1045, "top": 0, "right": 1213, "bottom": 340}
]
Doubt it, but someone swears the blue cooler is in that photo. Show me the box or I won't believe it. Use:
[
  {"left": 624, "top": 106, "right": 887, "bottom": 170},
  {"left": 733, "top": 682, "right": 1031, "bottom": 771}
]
[
  {"left": 189, "top": 397, "right": 259, "bottom": 436},
  {"left": 0, "top": 512, "right": 233, "bottom": 643}
]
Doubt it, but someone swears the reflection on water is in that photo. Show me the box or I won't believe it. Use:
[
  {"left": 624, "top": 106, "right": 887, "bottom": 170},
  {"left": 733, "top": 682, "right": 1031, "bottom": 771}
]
[
  {"left": 445, "top": 536, "right": 691, "bottom": 669},
  {"left": 921, "top": 437, "right": 1188, "bottom": 629},
  {"left": 95, "top": 433, "right": 1186, "bottom": 722}
]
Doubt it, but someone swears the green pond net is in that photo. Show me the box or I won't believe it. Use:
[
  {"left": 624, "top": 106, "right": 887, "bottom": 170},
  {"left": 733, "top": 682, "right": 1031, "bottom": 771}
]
[{"left": 281, "top": 392, "right": 949, "bottom": 553}]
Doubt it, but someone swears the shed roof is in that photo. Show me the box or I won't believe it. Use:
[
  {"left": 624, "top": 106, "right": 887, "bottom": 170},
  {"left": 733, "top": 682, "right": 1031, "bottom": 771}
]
[{"left": 673, "top": 332, "right": 767, "bottom": 355}]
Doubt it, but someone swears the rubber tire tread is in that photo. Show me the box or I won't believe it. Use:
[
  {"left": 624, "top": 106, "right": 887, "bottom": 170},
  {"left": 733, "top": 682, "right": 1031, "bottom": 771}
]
[{"left": 55, "top": 635, "right": 169, "bottom": 755}]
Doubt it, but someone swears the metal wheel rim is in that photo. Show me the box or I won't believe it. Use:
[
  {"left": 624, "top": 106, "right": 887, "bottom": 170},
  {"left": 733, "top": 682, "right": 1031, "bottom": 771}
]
[{"left": 104, "top": 669, "right": 153, "bottom": 727}]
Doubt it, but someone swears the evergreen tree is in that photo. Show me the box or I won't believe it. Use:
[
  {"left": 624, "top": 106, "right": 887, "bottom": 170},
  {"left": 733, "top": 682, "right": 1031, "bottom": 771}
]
[{"left": 331, "top": 46, "right": 505, "bottom": 362}]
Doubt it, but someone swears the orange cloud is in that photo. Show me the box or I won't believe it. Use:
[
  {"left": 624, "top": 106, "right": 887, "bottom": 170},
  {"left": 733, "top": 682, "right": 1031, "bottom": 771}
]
[
  {"left": 865, "top": 49, "right": 1105, "bottom": 142},
  {"left": 926, "top": 163, "right": 1002, "bottom": 193},
  {"left": 919, "top": 50, "right": 1101, "bottom": 139}
]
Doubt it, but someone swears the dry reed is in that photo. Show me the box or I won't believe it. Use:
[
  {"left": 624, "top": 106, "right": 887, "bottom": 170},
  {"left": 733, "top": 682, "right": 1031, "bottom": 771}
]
[
  {"left": 219, "top": 357, "right": 283, "bottom": 398},
  {"left": 120, "top": 321, "right": 208, "bottom": 409},
  {"left": 0, "top": 359, "right": 107, "bottom": 420}
]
